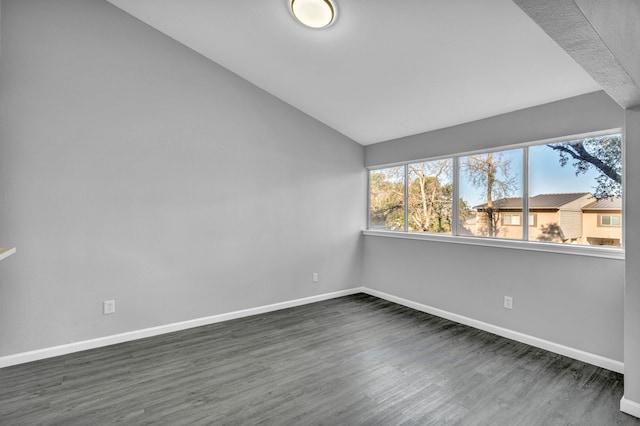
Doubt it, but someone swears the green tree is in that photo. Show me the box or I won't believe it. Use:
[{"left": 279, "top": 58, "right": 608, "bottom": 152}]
[
  {"left": 369, "top": 168, "right": 404, "bottom": 230},
  {"left": 407, "top": 160, "right": 452, "bottom": 233},
  {"left": 548, "top": 135, "right": 622, "bottom": 199}
]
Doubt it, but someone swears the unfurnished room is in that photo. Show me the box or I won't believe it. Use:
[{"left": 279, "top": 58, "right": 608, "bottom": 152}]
[{"left": 1, "top": 0, "right": 640, "bottom": 424}]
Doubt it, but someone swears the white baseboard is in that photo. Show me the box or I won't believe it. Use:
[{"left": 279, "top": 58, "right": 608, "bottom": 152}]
[
  {"left": 1, "top": 286, "right": 625, "bottom": 376},
  {"left": 621, "top": 397, "right": 640, "bottom": 418},
  {"left": 362, "top": 288, "right": 624, "bottom": 374},
  {"left": 0, "top": 287, "right": 365, "bottom": 369}
]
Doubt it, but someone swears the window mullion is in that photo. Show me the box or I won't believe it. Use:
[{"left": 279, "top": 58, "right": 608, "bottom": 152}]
[
  {"left": 404, "top": 164, "right": 409, "bottom": 232},
  {"left": 366, "top": 170, "right": 371, "bottom": 230},
  {"left": 453, "top": 157, "right": 459, "bottom": 236},
  {"left": 523, "top": 147, "right": 529, "bottom": 241}
]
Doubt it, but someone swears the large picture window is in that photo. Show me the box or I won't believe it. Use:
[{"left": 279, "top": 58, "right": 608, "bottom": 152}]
[{"left": 367, "top": 132, "right": 623, "bottom": 250}]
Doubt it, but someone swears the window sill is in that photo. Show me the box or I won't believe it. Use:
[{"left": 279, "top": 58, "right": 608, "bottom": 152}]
[
  {"left": 0, "top": 247, "right": 16, "bottom": 262},
  {"left": 362, "top": 230, "right": 624, "bottom": 260}
]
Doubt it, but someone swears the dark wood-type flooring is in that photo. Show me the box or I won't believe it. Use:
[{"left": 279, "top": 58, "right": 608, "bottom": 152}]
[{"left": 1, "top": 293, "right": 639, "bottom": 425}]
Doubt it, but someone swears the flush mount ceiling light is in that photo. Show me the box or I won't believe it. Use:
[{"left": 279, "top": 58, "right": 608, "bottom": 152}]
[{"left": 291, "top": 0, "right": 336, "bottom": 29}]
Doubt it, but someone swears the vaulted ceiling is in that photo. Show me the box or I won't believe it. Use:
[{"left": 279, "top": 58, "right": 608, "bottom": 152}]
[{"left": 105, "top": 0, "right": 602, "bottom": 145}]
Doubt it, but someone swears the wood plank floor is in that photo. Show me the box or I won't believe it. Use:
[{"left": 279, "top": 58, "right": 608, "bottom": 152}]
[{"left": 1, "top": 293, "right": 638, "bottom": 425}]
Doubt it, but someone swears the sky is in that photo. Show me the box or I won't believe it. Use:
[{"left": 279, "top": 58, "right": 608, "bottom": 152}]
[{"left": 528, "top": 144, "right": 601, "bottom": 196}]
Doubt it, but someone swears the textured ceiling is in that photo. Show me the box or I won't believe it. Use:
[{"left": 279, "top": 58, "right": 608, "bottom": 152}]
[{"left": 105, "top": 0, "right": 602, "bottom": 145}]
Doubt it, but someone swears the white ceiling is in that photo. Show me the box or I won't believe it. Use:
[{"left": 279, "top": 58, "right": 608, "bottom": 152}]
[{"left": 105, "top": 0, "right": 602, "bottom": 145}]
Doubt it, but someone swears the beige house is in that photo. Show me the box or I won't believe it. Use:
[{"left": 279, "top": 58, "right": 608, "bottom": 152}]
[
  {"left": 473, "top": 193, "right": 622, "bottom": 246},
  {"left": 582, "top": 198, "right": 623, "bottom": 246}
]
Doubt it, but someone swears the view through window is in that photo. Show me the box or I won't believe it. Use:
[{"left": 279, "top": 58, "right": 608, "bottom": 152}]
[
  {"left": 459, "top": 148, "right": 523, "bottom": 240},
  {"left": 408, "top": 160, "right": 453, "bottom": 234},
  {"left": 369, "top": 166, "right": 404, "bottom": 231},
  {"left": 368, "top": 133, "right": 623, "bottom": 248}
]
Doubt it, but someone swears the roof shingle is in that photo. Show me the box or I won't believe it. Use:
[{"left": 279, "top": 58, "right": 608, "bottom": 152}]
[
  {"left": 474, "top": 193, "right": 592, "bottom": 210},
  {"left": 582, "top": 197, "right": 622, "bottom": 210}
]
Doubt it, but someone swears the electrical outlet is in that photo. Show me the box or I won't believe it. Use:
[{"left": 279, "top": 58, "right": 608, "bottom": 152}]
[
  {"left": 504, "top": 296, "right": 513, "bottom": 310},
  {"left": 103, "top": 299, "right": 116, "bottom": 315},
  {"left": 312, "top": 272, "right": 319, "bottom": 282}
]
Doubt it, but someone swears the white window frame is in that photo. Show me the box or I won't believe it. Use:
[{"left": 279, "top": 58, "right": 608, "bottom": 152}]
[{"left": 365, "top": 129, "right": 624, "bottom": 260}]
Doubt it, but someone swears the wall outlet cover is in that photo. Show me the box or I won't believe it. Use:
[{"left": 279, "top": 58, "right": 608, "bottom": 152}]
[
  {"left": 103, "top": 300, "right": 116, "bottom": 315},
  {"left": 504, "top": 296, "right": 513, "bottom": 310}
]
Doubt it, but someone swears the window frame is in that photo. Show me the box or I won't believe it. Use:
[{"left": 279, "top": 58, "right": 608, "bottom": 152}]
[
  {"left": 599, "top": 214, "right": 622, "bottom": 227},
  {"left": 365, "top": 129, "right": 624, "bottom": 260},
  {"left": 367, "top": 165, "right": 407, "bottom": 232},
  {"left": 405, "top": 159, "right": 454, "bottom": 235},
  {"left": 502, "top": 213, "right": 522, "bottom": 226}
]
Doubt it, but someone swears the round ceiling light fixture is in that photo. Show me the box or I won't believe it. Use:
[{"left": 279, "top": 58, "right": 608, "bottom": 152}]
[{"left": 291, "top": 0, "right": 336, "bottom": 29}]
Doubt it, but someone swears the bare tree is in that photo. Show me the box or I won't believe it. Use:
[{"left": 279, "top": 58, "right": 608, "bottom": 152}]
[
  {"left": 548, "top": 135, "right": 621, "bottom": 199},
  {"left": 462, "top": 153, "right": 517, "bottom": 237},
  {"left": 408, "top": 160, "right": 451, "bottom": 232}
]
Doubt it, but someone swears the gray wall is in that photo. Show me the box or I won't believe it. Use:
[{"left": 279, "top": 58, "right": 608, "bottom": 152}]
[
  {"left": 365, "top": 91, "right": 621, "bottom": 167},
  {"left": 363, "top": 92, "right": 626, "bottom": 361},
  {"left": 0, "top": 0, "right": 365, "bottom": 356},
  {"left": 625, "top": 106, "right": 640, "bottom": 401}
]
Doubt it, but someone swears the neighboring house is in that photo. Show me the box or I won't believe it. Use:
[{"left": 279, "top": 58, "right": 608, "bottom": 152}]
[
  {"left": 473, "top": 193, "right": 621, "bottom": 246},
  {"left": 581, "top": 197, "right": 623, "bottom": 246}
]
